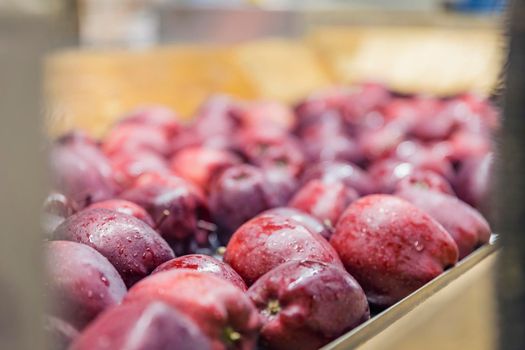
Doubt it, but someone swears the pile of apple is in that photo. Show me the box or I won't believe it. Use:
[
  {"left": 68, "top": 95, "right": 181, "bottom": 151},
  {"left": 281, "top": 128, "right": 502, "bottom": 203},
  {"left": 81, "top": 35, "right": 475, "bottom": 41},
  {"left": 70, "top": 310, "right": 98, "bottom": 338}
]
[{"left": 43, "top": 83, "right": 497, "bottom": 350}]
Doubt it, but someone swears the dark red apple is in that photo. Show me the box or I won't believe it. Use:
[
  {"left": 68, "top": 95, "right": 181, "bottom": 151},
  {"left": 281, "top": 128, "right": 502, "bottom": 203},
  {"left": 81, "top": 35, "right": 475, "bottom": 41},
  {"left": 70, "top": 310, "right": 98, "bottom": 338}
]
[
  {"left": 237, "top": 100, "right": 296, "bottom": 132},
  {"left": 262, "top": 207, "right": 330, "bottom": 240},
  {"left": 289, "top": 179, "right": 358, "bottom": 230},
  {"left": 340, "top": 82, "right": 391, "bottom": 123},
  {"left": 301, "top": 161, "right": 376, "bottom": 196},
  {"left": 120, "top": 172, "right": 211, "bottom": 244},
  {"left": 170, "top": 146, "right": 241, "bottom": 192},
  {"left": 236, "top": 127, "right": 305, "bottom": 177},
  {"left": 264, "top": 168, "right": 299, "bottom": 207},
  {"left": 70, "top": 301, "right": 211, "bottom": 350},
  {"left": 109, "top": 151, "right": 169, "bottom": 189},
  {"left": 396, "top": 186, "right": 491, "bottom": 259},
  {"left": 152, "top": 254, "right": 247, "bottom": 291},
  {"left": 87, "top": 199, "right": 155, "bottom": 227},
  {"left": 455, "top": 152, "right": 493, "bottom": 210},
  {"left": 45, "top": 241, "right": 127, "bottom": 329},
  {"left": 447, "top": 130, "right": 491, "bottom": 162},
  {"left": 224, "top": 214, "right": 343, "bottom": 285},
  {"left": 118, "top": 105, "right": 182, "bottom": 137},
  {"left": 49, "top": 132, "right": 118, "bottom": 209},
  {"left": 369, "top": 158, "right": 447, "bottom": 194},
  {"left": 395, "top": 169, "right": 454, "bottom": 195},
  {"left": 52, "top": 208, "right": 174, "bottom": 287},
  {"left": 358, "top": 124, "right": 405, "bottom": 161},
  {"left": 172, "top": 95, "right": 240, "bottom": 152},
  {"left": 247, "top": 260, "right": 369, "bottom": 350},
  {"left": 124, "top": 270, "right": 260, "bottom": 350},
  {"left": 102, "top": 124, "right": 172, "bottom": 158},
  {"left": 298, "top": 111, "right": 362, "bottom": 164},
  {"left": 388, "top": 140, "right": 454, "bottom": 179},
  {"left": 208, "top": 164, "right": 274, "bottom": 243},
  {"left": 330, "top": 194, "right": 459, "bottom": 307}
]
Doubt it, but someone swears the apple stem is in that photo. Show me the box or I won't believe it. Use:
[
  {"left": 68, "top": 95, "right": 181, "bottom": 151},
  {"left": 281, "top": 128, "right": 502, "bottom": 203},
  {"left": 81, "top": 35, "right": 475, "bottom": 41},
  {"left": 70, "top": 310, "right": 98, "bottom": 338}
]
[
  {"left": 267, "top": 299, "right": 281, "bottom": 315},
  {"left": 216, "top": 246, "right": 226, "bottom": 256},
  {"left": 223, "top": 326, "right": 242, "bottom": 345}
]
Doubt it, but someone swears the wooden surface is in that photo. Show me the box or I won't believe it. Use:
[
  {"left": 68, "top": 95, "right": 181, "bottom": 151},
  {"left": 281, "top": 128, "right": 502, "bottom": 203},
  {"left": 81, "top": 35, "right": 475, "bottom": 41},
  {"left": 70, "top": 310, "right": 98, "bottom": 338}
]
[
  {"left": 358, "top": 253, "right": 498, "bottom": 350},
  {"left": 45, "top": 25, "right": 504, "bottom": 138}
]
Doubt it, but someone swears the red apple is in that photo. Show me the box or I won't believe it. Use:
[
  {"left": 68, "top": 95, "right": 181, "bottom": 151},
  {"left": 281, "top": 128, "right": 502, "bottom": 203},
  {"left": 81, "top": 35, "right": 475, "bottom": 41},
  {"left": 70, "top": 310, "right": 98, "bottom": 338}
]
[
  {"left": 87, "top": 199, "right": 155, "bottom": 227},
  {"left": 152, "top": 254, "right": 247, "bottom": 291},
  {"left": 70, "top": 301, "right": 211, "bottom": 350},
  {"left": 124, "top": 270, "right": 260, "bottom": 350},
  {"left": 49, "top": 132, "right": 118, "bottom": 209},
  {"left": 170, "top": 146, "right": 241, "bottom": 192},
  {"left": 102, "top": 124, "right": 172, "bottom": 158},
  {"left": 262, "top": 207, "right": 330, "bottom": 240},
  {"left": 396, "top": 186, "right": 491, "bottom": 259},
  {"left": 109, "top": 151, "right": 169, "bottom": 189},
  {"left": 224, "top": 213, "right": 343, "bottom": 285},
  {"left": 208, "top": 165, "right": 274, "bottom": 243},
  {"left": 248, "top": 260, "right": 369, "bottom": 350},
  {"left": 289, "top": 179, "right": 358, "bottom": 231},
  {"left": 330, "top": 194, "right": 459, "bottom": 307},
  {"left": 301, "top": 161, "right": 376, "bottom": 196},
  {"left": 53, "top": 208, "right": 175, "bottom": 287},
  {"left": 120, "top": 172, "right": 211, "bottom": 244},
  {"left": 118, "top": 105, "right": 182, "bottom": 137},
  {"left": 45, "top": 241, "right": 127, "bottom": 329},
  {"left": 394, "top": 169, "right": 454, "bottom": 195}
]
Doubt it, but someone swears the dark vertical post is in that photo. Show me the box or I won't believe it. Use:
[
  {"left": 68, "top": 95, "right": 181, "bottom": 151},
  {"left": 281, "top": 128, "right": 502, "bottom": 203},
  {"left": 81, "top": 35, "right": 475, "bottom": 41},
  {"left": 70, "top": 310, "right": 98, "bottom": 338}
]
[{"left": 498, "top": 1, "right": 525, "bottom": 349}]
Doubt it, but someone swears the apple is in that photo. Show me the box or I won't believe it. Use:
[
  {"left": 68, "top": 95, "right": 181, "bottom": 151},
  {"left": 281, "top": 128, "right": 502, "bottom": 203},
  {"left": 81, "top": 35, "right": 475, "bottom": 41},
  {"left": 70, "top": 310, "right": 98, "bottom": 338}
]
[
  {"left": 247, "top": 260, "right": 369, "bottom": 350},
  {"left": 224, "top": 213, "right": 343, "bottom": 285},
  {"left": 52, "top": 208, "right": 174, "bottom": 287},
  {"left": 124, "top": 270, "right": 260, "bottom": 350},
  {"left": 330, "top": 194, "right": 458, "bottom": 307}
]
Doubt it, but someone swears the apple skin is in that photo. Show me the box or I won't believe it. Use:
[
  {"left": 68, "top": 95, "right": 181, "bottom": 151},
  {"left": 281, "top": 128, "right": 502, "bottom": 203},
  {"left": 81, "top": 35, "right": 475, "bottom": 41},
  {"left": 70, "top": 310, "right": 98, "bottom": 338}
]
[
  {"left": 120, "top": 172, "right": 211, "bottom": 244},
  {"left": 224, "top": 213, "right": 343, "bottom": 286},
  {"left": 52, "top": 208, "right": 175, "bottom": 287},
  {"left": 172, "top": 95, "right": 240, "bottom": 153},
  {"left": 44, "top": 241, "right": 127, "bottom": 329},
  {"left": 102, "top": 123, "right": 172, "bottom": 158},
  {"left": 368, "top": 159, "right": 444, "bottom": 194},
  {"left": 87, "top": 199, "right": 155, "bottom": 227},
  {"left": 152, "top": 254, "right": 247, "bottom": 291},
  {"left": 297, "top": 110, "right": 362, "bottom": 164},
  {"left": 49, "top": 132, "right": 118, "bottom": 209},
  {"left": 247, "top": 260, "right": 370, "bottom": 350},
  {"left": 236, "top": 127, "right": 305, "bottom": 177},
  {"left": 208, "top": 164, "right": 274, "bottom": 243},
  {"left": 394, "top": 169, "right": 455, "bottom": 195},
  {"left": 454, "top": 153, "right": 493, "bottom": 211},
  {"left": 289, "top": 179, "right": 359, "bottom": 231},
  {"left": 395, "top": 186, "right": 491, "bottom": 259},
  {"left": 301, "top": 161, "right": 376, "bottom": 196},
  {"left": 170, "top": 146, "right": 241, "bottom": 193},
  {"left": 70, "top": 301, "right": 211, "bottom": 350},
  {"left": 109, "top": 150, "right": 169, "bottom": 189},
  {"left": 262, "top": 207, "right": 330, "bottom": 240},
  {"left": 330, "top": 194, "right": 459, "bottom": 307},
  {"left": 44, "top": 315, "right": 79, "bottom": 350},
  {"left": 124, "top": 270, "right": 261, "bottom": 350},
  {"left": 237, "top": 100, "right": 296, "bottom": 132},
  {"left": 117, "top": 105, "right": 182, "bottom": 137}
]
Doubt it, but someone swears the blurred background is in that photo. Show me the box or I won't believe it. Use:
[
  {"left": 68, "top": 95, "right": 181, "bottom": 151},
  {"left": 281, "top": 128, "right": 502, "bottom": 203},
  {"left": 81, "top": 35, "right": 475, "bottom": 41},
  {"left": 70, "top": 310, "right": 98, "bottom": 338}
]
[{"left": 0, "top": 1, "right": 514, "bottom": 350}]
